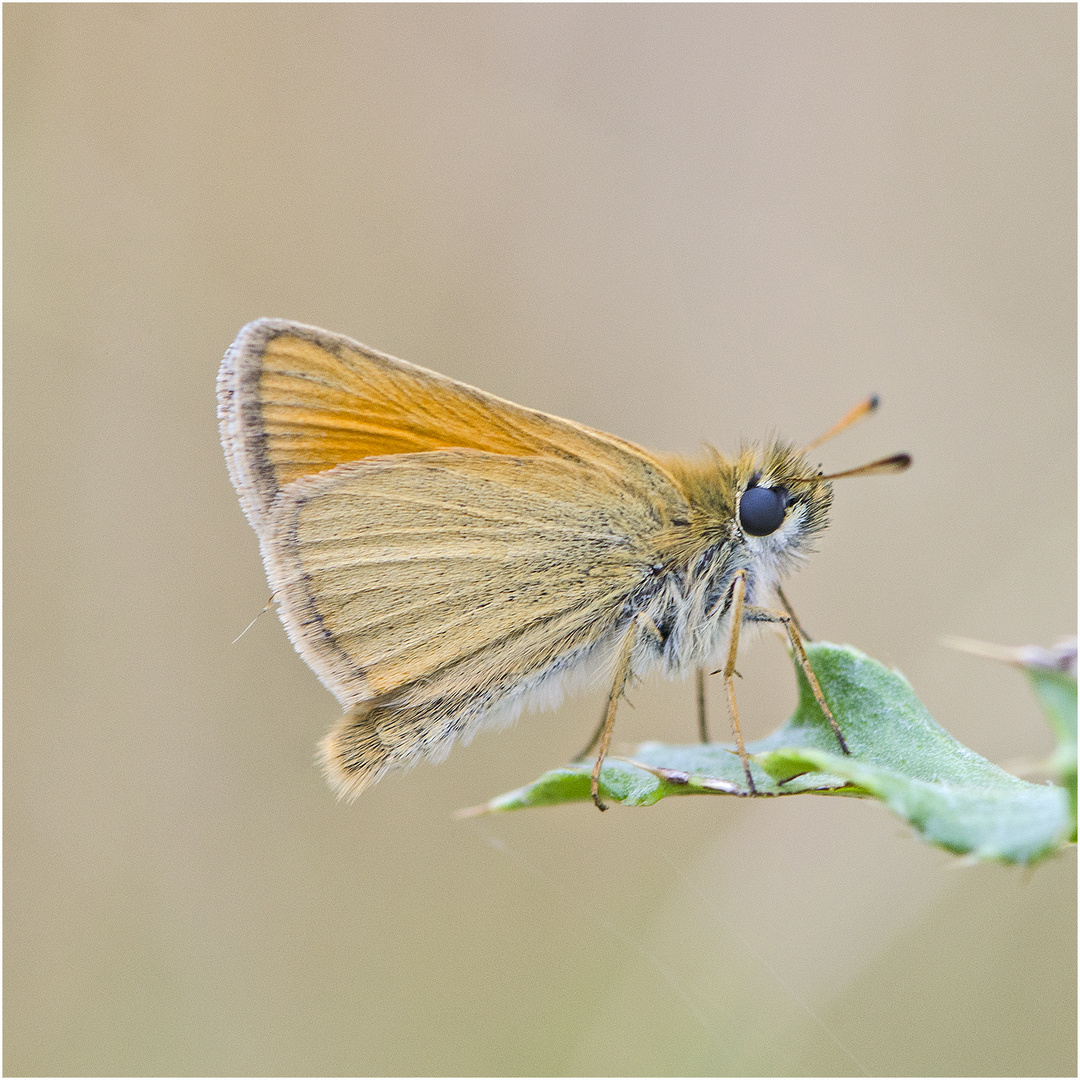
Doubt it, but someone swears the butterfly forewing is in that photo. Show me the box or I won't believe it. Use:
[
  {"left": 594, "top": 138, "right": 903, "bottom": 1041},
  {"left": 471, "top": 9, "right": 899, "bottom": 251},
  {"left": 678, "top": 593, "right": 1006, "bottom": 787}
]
[{"left": 218, "top": 319, "right": 674, "bottom": 534}]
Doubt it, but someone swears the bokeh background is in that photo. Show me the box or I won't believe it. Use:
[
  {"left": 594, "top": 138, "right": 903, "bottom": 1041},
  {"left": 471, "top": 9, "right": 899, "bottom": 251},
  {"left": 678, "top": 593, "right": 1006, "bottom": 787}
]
[{"left": 6, "top": 5, "right": 1076, "bottom": 1076}]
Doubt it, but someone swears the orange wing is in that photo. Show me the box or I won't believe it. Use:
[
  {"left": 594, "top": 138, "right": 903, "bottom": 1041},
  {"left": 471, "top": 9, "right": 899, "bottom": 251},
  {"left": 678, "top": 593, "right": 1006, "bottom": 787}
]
[{"left": 217, "top": 319, "right": 675, "bottom": 534}]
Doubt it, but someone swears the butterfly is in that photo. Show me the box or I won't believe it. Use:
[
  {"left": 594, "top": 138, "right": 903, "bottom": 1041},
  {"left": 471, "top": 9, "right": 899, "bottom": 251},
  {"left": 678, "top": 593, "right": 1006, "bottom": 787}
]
[{"left": 218, "top": 319, "right": 909, "bottom": 808}]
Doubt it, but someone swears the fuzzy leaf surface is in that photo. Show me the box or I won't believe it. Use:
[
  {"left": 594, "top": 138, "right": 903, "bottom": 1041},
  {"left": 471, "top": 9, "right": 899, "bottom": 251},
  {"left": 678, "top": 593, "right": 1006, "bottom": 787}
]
[{"left": 463, "top": 643, "right": 1074, "bottom": 865}]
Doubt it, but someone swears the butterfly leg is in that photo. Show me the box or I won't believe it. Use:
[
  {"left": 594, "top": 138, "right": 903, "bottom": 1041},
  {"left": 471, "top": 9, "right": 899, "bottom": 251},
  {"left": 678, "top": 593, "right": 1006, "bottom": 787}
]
[
  {"left": 588, "top": 618, "right": 644, "bottom": 811},
  {"left": 723, "top": 569, "right": 757, "bottom": 792},
  {"left": 742, "top": 602, "right": 849, "bottom": 756},
  {"left": 775, "top": 584, "right": 812, "bottom": 642},
  {"left": 573, "top": 712, "right": 608, "bottom": 764},
  {"left": 696, "top": 667, "right": 710, "bottom": 743}
]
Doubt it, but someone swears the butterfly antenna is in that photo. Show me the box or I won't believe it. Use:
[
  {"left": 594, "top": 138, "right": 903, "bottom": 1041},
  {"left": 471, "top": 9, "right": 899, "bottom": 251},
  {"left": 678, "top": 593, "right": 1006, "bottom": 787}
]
[
  {"left": 813, "top": 453, "right": 912, "bottom": 481},
  {"left": 796, "top": 394, "right": 911, "bottom": 483},
  {"left": 801, "top": 394, "right": 879, "bottom": 453}
]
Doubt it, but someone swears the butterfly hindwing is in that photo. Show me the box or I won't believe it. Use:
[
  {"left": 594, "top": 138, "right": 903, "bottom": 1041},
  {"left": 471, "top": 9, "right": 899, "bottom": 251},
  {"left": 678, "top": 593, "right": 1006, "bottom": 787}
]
[{"left": 261, "top": 449, "right": 677, "bottom": 712}]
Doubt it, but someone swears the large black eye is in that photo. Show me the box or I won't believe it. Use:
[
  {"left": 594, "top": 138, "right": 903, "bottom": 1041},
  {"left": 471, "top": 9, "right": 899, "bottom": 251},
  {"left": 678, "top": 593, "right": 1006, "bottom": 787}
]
[{"left": 739, "top": 485, "right": 787, "bottom": 536}]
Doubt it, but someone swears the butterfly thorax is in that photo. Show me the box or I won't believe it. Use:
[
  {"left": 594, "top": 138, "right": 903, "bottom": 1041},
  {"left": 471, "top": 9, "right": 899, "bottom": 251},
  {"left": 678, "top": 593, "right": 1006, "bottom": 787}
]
[{"left": 632, "top": 442, "right": 832, "bottom": 673}]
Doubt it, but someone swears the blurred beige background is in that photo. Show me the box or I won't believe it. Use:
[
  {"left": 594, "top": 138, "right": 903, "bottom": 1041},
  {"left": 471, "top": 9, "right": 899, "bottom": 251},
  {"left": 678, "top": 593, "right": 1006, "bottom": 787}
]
[{"left": 6, "top": 5, "right": 1075, "bottom": 1076}]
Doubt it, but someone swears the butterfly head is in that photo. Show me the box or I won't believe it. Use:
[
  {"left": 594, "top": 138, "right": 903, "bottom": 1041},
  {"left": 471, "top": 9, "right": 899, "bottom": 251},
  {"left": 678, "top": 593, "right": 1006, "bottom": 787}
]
[{"left": 732, "top": 442, "right": 833, "bottom": 570}]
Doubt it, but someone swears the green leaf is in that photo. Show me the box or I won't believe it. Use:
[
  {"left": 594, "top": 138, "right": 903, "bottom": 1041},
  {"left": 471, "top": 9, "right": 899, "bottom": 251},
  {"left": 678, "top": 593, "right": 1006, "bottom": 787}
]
[
  {"left": 462, "top": 643, "right": 1074, "bottom": 865},
  {"left": 1024, "top": 663, "right": 1076, "bottom": 836},
  {"left": 945, "top": 636, "right": 1077, "bottom": 843}
]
